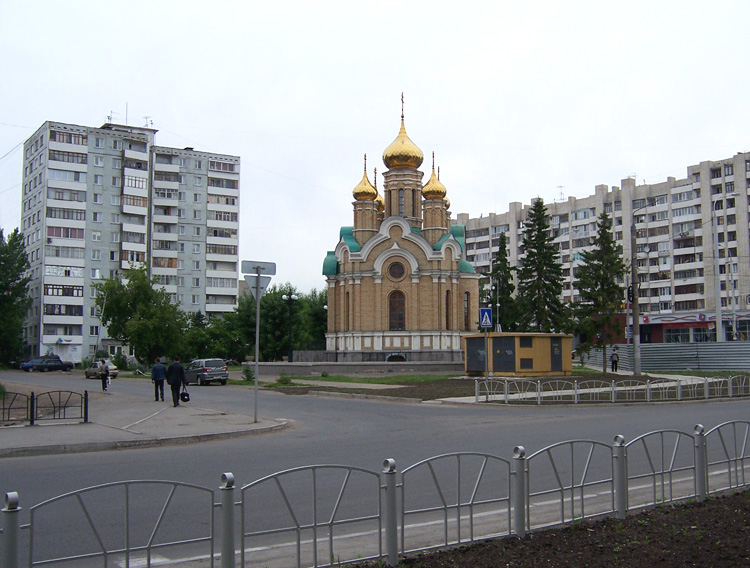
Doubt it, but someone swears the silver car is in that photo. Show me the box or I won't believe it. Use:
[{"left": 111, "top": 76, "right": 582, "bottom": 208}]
[{"left": 185, "top": 358, "right": 229, "bottom": 385}]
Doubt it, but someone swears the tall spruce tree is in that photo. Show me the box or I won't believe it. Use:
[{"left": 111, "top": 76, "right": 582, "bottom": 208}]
[
  {"left": 485, "top": 232, "right": 518, "bottom": 332},
  {"left": 0, "top": 228, "right": 32, "bottom": 364},
  {"left": 573, "top": 212, "right": 628, "bottom": 371},
  {"left": 515, "top": 199, "right": 569, "bottom": 332}
]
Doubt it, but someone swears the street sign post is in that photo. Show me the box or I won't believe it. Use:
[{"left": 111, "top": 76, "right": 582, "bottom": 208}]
[
  {"left": 479, "top": 308, "right": 493, "bottom": 381},
  {"left": 241, "top": 260, "right": 276, "bottom": 276},
  {"left": 242, "top": 260, "right": 276, "bottom": 423},
  {"left": 480, "top": 308, "right": 493, "bottom": 328},
  {"left": 244, "top": 275, "right": 272, "bottom": 301}
]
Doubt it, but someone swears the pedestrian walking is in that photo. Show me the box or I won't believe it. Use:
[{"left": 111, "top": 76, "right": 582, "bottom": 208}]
[
  {"left": 166, "top": 356, "right": 186, "bottom": 407},
  {"left": 99, "top": 359, "right": 110, "bottom": 391},
  {"left": 151, "top": 357, "right": 167, "bottom": 401},
  {"left": 610, "top": 349, "right": 620, "bottom": 373}
]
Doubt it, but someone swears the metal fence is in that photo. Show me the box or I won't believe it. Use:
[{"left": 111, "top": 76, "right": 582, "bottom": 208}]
[
  {"left": 475, "top": 375, "right": 750, "bottom": 404},
  {"left": 3, "top": 420, "right": 750, "bottom": 568},
  {"left": 0, "top": 391, "right": 88, "bottom": 425}
]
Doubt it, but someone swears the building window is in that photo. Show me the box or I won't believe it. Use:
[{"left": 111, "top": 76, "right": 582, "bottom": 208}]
[
  {"left": 192, "top": 295, "right": 200, "bottom": 305},
  {"left": 389, "top": 291, "right": 405, "bottom": 331},
  {"left": 112, "top": 140, "right": 122, "bottom": 150},
  {"left": 112, "top": 157, "right": 122, "bottom": 168},
  {"left": 398, "top": 189, "right": 404, "bottom": 216},
  {"left": 193, "top": 261, "right": 200, "bottom": 270},
  {"left": 89, "top": 326, "right": 99, "bottom": 336},
  {"left": 92, "top": 231, "right": 101, "bottom": 241},
  {"left": 388, "top": 261, "right": 405, "bottom": 280},
  {"left": 94, "top": 175, "right": 102, "bottom": 185},
  {"left": 192, "top": 244, "right": 200, "bottom": 254},
  {"left": 724, "top": 164, "right": 733, "bottom": 176},
  {"left": 193, "top": 227, "right": 201, "bottom": 236},
  {"left": 95, "top": 137, "right": 104, "bottom": 148},
  {"left": 193, "top": 210, "right": 202, "bottom": 220},
  {"left": 464, "top": 292, "right": 470, "bottom": 331},
  {"left": 445, "top": 290, "right": 451, "bottom": 329},
  {"left": 95, "top": 156, "right": 104, "bottom": 167},
  {"left": 194, "top": 193, "right": 202, "bottom": 202},
  {"left": 192, "top": 277, "right": 200, "bottom": 287},
  {"left": 194, "top": 177, "right": 202, "bottom": 186},
  {"left": 92, "top": 212, "right": 101, "bottom": 223}
]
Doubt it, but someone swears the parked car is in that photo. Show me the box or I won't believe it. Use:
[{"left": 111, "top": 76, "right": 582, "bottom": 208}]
[
  {"left": 84, "top": 360, "right": 119, "bottom": 379},
  {"left": 21, "top": 356, "right": 74, "bottom": 372},
  {"left": 185, "top": 358, "right": 229, "bottom": 385}
]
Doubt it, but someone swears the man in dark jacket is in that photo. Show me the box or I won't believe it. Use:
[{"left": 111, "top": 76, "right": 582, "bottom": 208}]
[
  {"left": 151, "top": 357, "right": 167, "bottom": 402},
  {"left": 166, "top": 356, "right": 186, "bottom": 407}
]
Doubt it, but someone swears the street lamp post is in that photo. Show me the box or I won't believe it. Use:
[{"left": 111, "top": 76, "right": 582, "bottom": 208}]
[{"left": 282, "top": 294, "right": 298, "bottom": 362}]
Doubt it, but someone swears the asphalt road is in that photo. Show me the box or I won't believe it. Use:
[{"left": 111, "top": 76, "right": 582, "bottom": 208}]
[{"left": 3, "top": 369, "right": 749, "bottom": 567}]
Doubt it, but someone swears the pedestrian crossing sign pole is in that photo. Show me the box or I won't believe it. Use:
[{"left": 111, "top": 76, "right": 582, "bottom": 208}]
[{"left": 479, "top": 308, "right": 493, "bottom": 379}]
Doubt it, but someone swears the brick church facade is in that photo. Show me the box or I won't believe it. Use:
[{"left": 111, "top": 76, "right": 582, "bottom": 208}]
[{"left": 322, "top": 110, "right": 480, "bottom": 361}]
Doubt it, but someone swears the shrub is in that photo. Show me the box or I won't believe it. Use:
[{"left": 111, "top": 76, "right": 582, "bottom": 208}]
[{"left": 242, "top": 365, "right": 254, "bottom": 381}]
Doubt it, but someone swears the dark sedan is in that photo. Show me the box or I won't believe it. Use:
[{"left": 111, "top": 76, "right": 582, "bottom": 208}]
[{"left": 21, "top": 356, "right": 74, "bottom": 372}]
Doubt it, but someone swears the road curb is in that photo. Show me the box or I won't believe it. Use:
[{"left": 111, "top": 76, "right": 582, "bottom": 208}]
[{"left": 0, "top": 419, "right": 290, "bottom": 459}]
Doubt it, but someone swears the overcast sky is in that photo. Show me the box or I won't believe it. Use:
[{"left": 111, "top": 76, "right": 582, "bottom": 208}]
[{"left": 1, "top": 1, "right": 749, "bottom": 293}]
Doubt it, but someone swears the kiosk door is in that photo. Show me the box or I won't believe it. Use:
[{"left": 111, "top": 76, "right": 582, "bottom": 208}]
[
  {"left": 550, "top": 337, "right": 563, "bottom": 372},
  {"left": 492, "top": 336, "right": 516, "bottom": 373}
]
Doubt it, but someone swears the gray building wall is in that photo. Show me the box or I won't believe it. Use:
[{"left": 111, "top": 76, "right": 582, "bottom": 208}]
[{"left": 20, "top": 121, "right": 240, "bottom": 362}]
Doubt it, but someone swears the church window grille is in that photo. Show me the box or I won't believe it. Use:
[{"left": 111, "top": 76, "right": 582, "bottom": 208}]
[
  {"left": 398, "top": 189, "right": 404, "bottom": 216},
  {"left": 389, "top": 291, "right": 405, "bottom": 331}
]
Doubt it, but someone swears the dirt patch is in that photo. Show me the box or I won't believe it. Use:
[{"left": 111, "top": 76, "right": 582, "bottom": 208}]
[{"left": 352, "top": 490, "right": 750, "bottom": 567}]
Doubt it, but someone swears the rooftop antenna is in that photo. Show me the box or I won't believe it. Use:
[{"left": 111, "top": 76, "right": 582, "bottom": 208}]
[
  {"left": 556, "top": 185, "right": 565, "bottom": 202},
  {"left": 107, "top": 111, "right": 119, "bottom": 124},
  {"left": 143, "top": 116, "right": 153, "bottom": 128}
]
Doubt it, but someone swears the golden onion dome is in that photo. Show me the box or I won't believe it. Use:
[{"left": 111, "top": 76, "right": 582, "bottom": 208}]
[
  {"left": 382, "top": 118, "right": 423, "bottom": 169},
  {"left": 352, "top": 156, "right": 377, "bottom": 201},
  {"left": 422, "top": 166, "right": 447, "bottom": 200},
  {"left": 375, "top": 191, "right": 385, "bottom": 212},
  {"left": 444, "top": 196, "right": 451, "bottom": 210},
  {"left": 352, "top": 170, "right": 377, "bottom": 201}
]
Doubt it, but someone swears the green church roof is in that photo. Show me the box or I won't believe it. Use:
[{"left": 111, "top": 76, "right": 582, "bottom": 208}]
[{"left": 322, "top": 251, "right": 338, "bottom": 276}]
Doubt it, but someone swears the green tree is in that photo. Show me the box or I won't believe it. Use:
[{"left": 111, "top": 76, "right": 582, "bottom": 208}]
[
  {"left": 515, "top": 199, "right": 570, "bottom": 333},
  {"left": 94, "top": 265, "right": 187, "bottom": 363},
  {"left": 183, "top": 311, "right": 210, "bottom": 360},
  {"left": 573, "top": 212, "right": 628, "bottom": 371},
  {"left": 259, "top": 284, "right": 301, "bottom": 361},
  {"left": 298, "top": 288, "right": 328, "bottom": 350},
  {"left": 0, "top": 229, "right": 32, "bottom": 364},
  {"left": 484, "top": 232, "right": 518, "bottom": 332}
]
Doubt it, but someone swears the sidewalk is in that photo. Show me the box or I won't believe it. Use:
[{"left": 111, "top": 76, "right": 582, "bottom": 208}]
[{"left": 0, "top": 386, "right": 288, "bottom": 459}]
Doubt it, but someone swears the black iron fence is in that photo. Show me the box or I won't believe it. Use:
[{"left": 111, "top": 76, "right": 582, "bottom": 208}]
[{"left": 1, "top": 391, "right": 88, "bottom": 425}]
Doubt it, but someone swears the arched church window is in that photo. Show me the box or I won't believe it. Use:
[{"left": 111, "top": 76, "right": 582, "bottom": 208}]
[
  {"left": 389, "top": 290, "right": 405, "bottom": 331},
  {"left": 463, "top": 292, "right": 470, "bottom": 331},
  {"left": 445, "top": 290, "right": 451, "bottom": 329},
  {"left": 398, "top": 189, "right": 404, "bottom": 216}
]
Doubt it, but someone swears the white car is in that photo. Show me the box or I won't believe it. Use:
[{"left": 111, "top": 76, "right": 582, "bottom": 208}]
[{"left": 84, "top": 360, "right": 119, "bottom": 379}]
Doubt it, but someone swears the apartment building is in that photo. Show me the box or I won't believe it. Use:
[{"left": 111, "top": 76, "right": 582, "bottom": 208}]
[
  {"left": 455, "top": 151, "right": 750, "bottom": 343},
  {"left": 20, "top": 121, "right": 240, "bottom": 362}
]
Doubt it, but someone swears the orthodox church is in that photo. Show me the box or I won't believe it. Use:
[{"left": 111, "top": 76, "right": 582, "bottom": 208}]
[{"left": 322, "top": 108, "right": 480, "bottom": 362}]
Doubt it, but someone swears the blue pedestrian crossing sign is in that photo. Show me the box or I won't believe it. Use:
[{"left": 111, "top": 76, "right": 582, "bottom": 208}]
[{"left": 480, "top": 308, "right": 493, "bottom": 328}]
